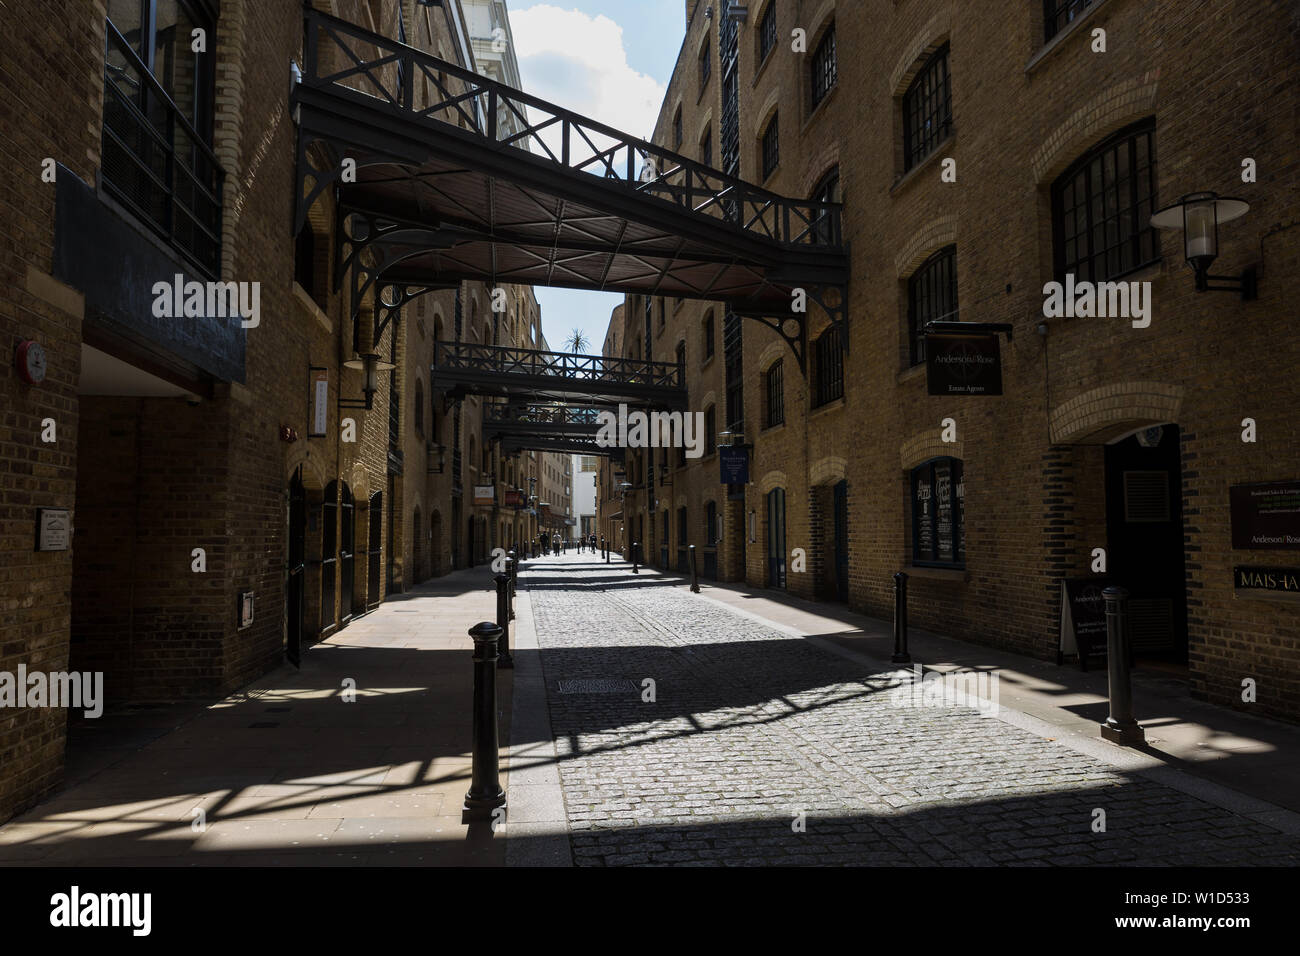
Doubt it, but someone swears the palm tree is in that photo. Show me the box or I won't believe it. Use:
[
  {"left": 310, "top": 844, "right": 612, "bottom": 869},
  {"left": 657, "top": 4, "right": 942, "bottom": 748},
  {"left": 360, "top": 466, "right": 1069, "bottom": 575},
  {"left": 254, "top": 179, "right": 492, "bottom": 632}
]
[{"left": 563, "top": 328, "right": 591, "bottom": 353}]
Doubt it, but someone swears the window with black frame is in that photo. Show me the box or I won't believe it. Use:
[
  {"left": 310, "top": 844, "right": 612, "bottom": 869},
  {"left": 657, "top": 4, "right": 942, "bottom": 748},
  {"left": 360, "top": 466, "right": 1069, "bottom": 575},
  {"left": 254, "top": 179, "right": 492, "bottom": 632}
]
[
  {"left": 704, "top": 405, "right": 717, "bottom": 457},
  {"left": 813, "top": 326, "right": 844, "bottom": 408},
  {"left": 761, "top": 113, "right": 780, "bottom": 179},
  {"left": 911, "top": 458, "right": 965, "bottom": 568},
  {"left": 1043, "top": 0, "right": 1096, "bottom": 42},
  {"left": 903, "top": 45, "right": 952, "bottom": 172},
  {"left": 103, "top": 0, "right": 221, "bottom": 274},
  {"left": 701, "top": 127, "right": 713, "bottom": 166},
  {"left": 765, "top": 360, "right": 784, "bottom": 428},
  {"left": 758, "top": 1, "right": 778, "bottom": 64},
  {"left": 811, "top": 24, "right": 837, "bottom": 108},
  {"left": 1052, "top": 120, "right": 1159, "bottom": 283},
  {"left": 811, "top": 166, "right": 840, "bottom": 245},
  {"left": 699, "top": 40, "right": 711, "bottom": 88},
  {"left": 908, "top": 244, "right": 958, "bottom": 366},
  {"left": 703, "top": 311, "right": 716, "bottom": 359}
]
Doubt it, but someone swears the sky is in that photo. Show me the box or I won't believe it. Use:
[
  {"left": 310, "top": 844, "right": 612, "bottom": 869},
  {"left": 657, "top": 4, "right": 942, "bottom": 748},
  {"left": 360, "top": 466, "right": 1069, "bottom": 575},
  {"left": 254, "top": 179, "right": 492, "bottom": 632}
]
[{"left": 508, "top": 1, "right": 685, "bottom": 353}]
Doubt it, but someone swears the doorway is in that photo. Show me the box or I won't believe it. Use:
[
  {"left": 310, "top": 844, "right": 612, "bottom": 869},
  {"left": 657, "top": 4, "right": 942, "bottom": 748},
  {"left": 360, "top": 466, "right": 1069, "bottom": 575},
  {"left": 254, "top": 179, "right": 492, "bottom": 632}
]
[
  {"left": 339, "top": 483, "right": 355, "bottom": 623},
  {"left": 767, "top": 487, "right": 786, "bottom": 589},
  {"left": 286, "top": 466, "right": 306, "bottom": 666},
  {"left": 321, "top": 480, "right": 338, "bottom": 635},
  {"left": 1104, "top": 424, "right": 1188, "bottom": 663},
  {"left": 367, "top": 490, "right": 382, "bottom": 610},
  {"left": 832, "top": 480, "right": 849, "bottom": 601}
]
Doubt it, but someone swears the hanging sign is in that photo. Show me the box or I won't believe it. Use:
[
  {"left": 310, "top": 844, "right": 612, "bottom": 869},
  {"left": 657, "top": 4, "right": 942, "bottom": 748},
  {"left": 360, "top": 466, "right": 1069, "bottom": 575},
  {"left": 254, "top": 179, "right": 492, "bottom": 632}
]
[
  {"left": 719, "top": 446, "right": 749, "bottom": 485},
  {"left": 309, "top": 368, "right": 329, "bottom": 437},
  {"left": 472, "top": 485, "right": 495, "bottom": 506},
  {"left": 1058, "top": 577, "right": 1114, "bottom": 670},
  {"left": 1230, "top": 481, "right": 1300, "bottom": 549},
  {"left": 926, "top": 333, "right": 1003, "bottom": 396}
]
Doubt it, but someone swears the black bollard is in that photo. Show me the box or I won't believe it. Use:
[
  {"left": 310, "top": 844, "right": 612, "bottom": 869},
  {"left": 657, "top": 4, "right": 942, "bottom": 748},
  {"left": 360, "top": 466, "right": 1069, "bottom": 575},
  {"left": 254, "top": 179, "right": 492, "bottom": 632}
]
[
  {"left": 689, "top": 544, "right": 700, "bottom": 593},
  {"left": 494, "top": 572, "right": 514, "bottom": 669},
  {"left": 463, "top": 621, "right": 507, "bottom": 822},
  {"left": 892, "top": 571, "right": 911, "bottom": 663},
  {"left": 632, "top": 541, "right": 640, "bottom": 573},
  {"left": 1100, "top": 586, "right": 1145, "bottom": 746},
  {"left": 507, "top": 551, "right": 517, "bottom": 621}
]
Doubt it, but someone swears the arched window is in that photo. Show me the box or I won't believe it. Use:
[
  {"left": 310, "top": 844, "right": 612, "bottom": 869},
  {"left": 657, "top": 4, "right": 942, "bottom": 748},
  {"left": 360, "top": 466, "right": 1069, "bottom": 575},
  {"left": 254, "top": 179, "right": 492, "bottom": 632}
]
[
  {"left": 811, "top": 166, "right": 840, "bottom": 245},
  {"left": 908, "top": 245, "right": 958, "bottom": 366},
  {"left": 414, "top": 378, "right": 424, "bottom": 436},
  {"left": 903, "top": 45, "right": 952, "bottom": 172},
  {"left": 811, "top": 22, "right": 837, "bottom": 108},
  {"left": 911, "top": 457, "right": 965, "bottom": 568},
  {"left": 812, "top": 326, "right": 844, "bottom": 407}
]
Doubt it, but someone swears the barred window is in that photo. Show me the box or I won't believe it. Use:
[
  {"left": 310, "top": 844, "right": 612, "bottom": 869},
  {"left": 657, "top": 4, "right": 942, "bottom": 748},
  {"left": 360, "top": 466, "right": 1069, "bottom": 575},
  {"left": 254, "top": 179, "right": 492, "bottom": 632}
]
[
  {"left": 1044, "top": 0, "right": 1096, "bottom": 42},
  {"left": 813, "top": 326, "right": 844, "bottom": 408},
  {"left": 704, "top": 405, "right": 717, "bottom": 457},
  {"left": 701, "top": 128, "right": 713, "bottom": 167},
  {"left": 911, "top": 457, "right": 965, "bottom": 568},
  {"left": 811, "top": 25, "right": 837, "bottom": 108},
  {"left": 759, "top": 2, "right": 777, "bottom": 63},
  {"left": 703, "top": 311, "right": 715, "bottom": 359},
  {"left": 810, "top": 166, "right": 840, "bottom": 246},
  {"left": 765, "top": 360, "right": 784, "bottom": 428},
  {"left": 1052, "top": 119, "right": 1159, "bottom": 283},
  {"left": 761, "top": 113, "right": 779, "bottom": 179},
  {"left": 699, "top": 41, "right": 711, "bottom": 88},
  {"left": 903, "top": 45, "right": 952, "bottom": 172},
  {"left": 908, "top": 245, "right": 958, "bottom": 366}
]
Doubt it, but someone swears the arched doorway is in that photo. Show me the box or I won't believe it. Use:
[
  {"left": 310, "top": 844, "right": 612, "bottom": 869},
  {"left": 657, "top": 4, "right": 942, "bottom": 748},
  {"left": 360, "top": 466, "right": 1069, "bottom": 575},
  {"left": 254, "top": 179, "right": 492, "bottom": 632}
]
[
  {"left": 367, "top": 490, "right": 383, "bottom": 610},
  {"left": 286, "top": 466, "right": 306, "bottom": 666},
  {"left": 340, "top": 482, "right": 356, "bottom": 623},
  {"left": 322, "top": 480, "right": 338, "bottom": 635}
]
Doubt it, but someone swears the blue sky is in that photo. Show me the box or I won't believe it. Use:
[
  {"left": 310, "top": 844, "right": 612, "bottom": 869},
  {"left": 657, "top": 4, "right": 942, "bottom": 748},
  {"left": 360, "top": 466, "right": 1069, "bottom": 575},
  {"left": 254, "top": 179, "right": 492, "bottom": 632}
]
[{"left": 509, "top": 1, "right": 685, "bottom": 353}]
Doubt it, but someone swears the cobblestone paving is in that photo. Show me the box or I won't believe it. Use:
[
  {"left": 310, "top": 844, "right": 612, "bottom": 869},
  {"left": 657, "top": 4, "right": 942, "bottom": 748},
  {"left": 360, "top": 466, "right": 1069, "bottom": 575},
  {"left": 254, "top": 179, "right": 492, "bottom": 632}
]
[{"left": 524, "top": 557, "right": 1300, "bottom": 867}]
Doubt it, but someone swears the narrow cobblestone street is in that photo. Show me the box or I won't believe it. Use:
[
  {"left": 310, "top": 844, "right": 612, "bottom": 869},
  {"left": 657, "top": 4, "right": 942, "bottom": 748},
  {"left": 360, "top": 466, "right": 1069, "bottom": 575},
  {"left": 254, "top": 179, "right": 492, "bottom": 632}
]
[{"left": 523, "top": 553, "right": 1300, "bottom": 866}]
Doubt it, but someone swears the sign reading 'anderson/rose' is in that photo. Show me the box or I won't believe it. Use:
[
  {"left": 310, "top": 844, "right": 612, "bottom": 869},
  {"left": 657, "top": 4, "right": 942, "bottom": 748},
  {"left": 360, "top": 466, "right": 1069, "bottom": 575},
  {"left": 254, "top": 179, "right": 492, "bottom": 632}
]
[
  {"left": 1230, "top": 481, "right": 1300, "bottom": 549},
  {"left": 926, "top": 333, "right": 1003, "bottom": 396}
]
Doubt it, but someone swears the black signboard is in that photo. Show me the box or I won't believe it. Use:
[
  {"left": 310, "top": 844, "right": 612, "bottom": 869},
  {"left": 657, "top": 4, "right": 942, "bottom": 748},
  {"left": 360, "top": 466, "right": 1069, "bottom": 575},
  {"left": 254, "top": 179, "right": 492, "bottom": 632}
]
[
  {"left": 926, "top": 333, "right": 1003, "bottom": 396},
  {"left": 719, "top": 446, "right": 749, "bottom": 485},
  {"left": 1059, "top": 577, "right": 1114, "bottom": 670},
  {"left": 1234, "top": 566, "right": 1300, "bottom": 594},
  {"left": 1230, "top": 481, "right": 1300, "bottom": 549}
]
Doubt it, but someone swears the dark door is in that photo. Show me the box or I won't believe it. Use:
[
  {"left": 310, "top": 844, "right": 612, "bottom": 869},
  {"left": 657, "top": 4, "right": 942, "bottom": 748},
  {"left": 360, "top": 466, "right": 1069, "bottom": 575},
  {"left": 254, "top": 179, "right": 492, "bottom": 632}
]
[
  {"left": 367, "top": 491, "right": 383, "bottom": 610},
  {"left": 833, "top": 480, "right": 849, "bottom": 600},
  {"left": 286, "top": 467, "right": 306, "bottom": 667},
  {"left": 1104, "top": 425, "right": 1188, "bottom": 661},
  {"left": 767, "top": 488, "right": 786, "bottom": 589},
  {"left": 321, "top": 480, "right": 338, "bottom": 634},
  {"left": 385, "top": 476, "right": 396, "bottom": 593},
  {"left": 466, "top": 516, "right": 475, "bottom": 567},
  {"left": 339, "top": 483, "right": 355, "bottom": 623}
]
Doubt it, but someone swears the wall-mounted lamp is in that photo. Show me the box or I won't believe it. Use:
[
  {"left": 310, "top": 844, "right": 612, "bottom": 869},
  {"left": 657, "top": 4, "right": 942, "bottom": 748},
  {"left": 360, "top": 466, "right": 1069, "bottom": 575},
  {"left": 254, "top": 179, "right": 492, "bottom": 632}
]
[
  {"left": 1150, "top": 192, "right": 1257, "bottom": 299},
  {"left": 342, "top": 350, "right": 396, "bottom": 409}
]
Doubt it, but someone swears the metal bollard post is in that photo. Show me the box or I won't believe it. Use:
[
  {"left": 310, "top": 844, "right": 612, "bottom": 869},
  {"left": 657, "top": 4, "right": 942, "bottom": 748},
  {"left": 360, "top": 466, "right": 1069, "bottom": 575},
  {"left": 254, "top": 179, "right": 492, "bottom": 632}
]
[
  {"left": 632, "top": 541, "right": 640, "bottom": 574},
  {"left": 495, "top": 572, "right": 514, "bottom": 669},
  {"left": 892, "top": 571, "right": 911, "bottom": 663},
  {"left": 1100, "top": 586, "right": 1145, "bottom": 746},
  {"left": 507, "top": 551, "right": 517, "bottom": 621},
  {"left": 462, "top": 621, "right": 506, "bottom": 822},
  {"left": 689, "top": 544, "right": 700, "bottom": 593}
]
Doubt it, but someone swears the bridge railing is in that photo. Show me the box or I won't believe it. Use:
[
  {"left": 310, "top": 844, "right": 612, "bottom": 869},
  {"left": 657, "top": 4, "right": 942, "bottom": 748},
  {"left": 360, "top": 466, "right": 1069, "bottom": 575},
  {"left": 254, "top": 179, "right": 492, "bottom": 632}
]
[
  {"left": 301, "top": 8, "right": 842, "bottom": 249},
  {"left": 435, "top": 342, "right": 684, "bottom": 389}
]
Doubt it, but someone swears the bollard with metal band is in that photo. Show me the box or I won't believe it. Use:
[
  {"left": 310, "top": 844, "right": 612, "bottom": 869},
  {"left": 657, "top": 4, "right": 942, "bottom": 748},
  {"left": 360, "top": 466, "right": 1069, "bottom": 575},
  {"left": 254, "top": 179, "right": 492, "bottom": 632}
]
[
  {"left": 494, "top": 573, "right": 514, "bottom": 668},
  {"left": 892, "top": 571, "right": 911, "bottom": 663},
  {"left": 689, "top": 544, "right": 700, "bottom": 593},
  {"left": 506, "top": 551, "right": 517, "bottom": 621},
  {"left": 462, "top": 621, "right": 507, "bottom": 822},
  {"left": 1100, "top": 586, "right": 1146, "bottom": 746}
]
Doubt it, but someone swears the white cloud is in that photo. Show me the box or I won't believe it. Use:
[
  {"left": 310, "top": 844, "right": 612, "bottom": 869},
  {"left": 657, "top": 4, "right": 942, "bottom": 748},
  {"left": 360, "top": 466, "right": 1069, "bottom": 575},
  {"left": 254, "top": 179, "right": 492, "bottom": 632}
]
[{"left": 510, "top": 5, "right": 666, "bottom": 143}]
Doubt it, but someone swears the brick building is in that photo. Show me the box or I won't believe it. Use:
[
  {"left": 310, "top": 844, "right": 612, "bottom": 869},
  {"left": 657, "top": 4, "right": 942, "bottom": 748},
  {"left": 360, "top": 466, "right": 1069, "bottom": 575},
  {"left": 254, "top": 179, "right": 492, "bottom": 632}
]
[
  {"left": 607, "top": 0, "right": 1300, "bottom": 720},
  {"left": 0, "top": 0, "right": 545, "bottom": 823}
]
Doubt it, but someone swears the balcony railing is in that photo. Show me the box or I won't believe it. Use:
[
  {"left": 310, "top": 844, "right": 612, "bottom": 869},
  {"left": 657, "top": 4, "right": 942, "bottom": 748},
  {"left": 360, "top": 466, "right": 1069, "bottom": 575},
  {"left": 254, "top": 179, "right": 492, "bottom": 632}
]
[
  {"left": 102, "top": 20, "right": 224, "bottom": 275},
  {"left": 435, "top": 341, "right": 683, "bottom": 389}
]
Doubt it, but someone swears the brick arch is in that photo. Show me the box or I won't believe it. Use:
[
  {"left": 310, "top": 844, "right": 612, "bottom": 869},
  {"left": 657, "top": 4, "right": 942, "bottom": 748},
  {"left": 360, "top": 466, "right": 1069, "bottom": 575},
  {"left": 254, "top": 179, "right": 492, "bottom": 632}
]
[
  {"left": 759, "top": 470, "right": 788, "bottom": 494},
  {"left": 675, "top": 494, "right": 688, "bottom": 509},
  {"left": 757, "top": 340, "right": 785, "bottom": 372},
  {"left": 346, "top": 461, "right": 371, "bottom": 500},
  {"left": 1049, "top": 381, "right": 1183, "bottom": 445},
  {"left": 809, "top": 456, "right": 847, "bottom": 486},
  {"left": 894, "top": 214, "right": 958, "bottom": 277},
  {"left": 755, "top": 86, "right": 781, "bottom": 137},
  {"left": 889, "top": 7, "right": 953, "bottom": 96},
  {"left": 800, "top": 147, "right": 841, "bottom": 198},
  {"left": 901, "top": 430, "right": 963, "bottom": 470},
  {"left": 1031, "top": 71, "right": 1161, "bottom": 184},
  {"left": 285, "top": 444, "right": 327, "bottom": 492},
  {"left": 699, "top": 389, "right": 717, "bottom": 410}
]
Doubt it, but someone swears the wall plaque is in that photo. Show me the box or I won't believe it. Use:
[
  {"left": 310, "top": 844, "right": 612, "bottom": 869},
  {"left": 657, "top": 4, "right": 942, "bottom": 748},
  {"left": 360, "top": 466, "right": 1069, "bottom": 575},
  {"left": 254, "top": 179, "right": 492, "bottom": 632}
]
[
  {"left": 36, "top": 508, "right": 70, "bottom": 551},
  {"left": 1230, "top": 481, "right": 1300, "bottom": 549},
  {"left": 1234, "top": 566, "right": 1300, "bottom": 595}
]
